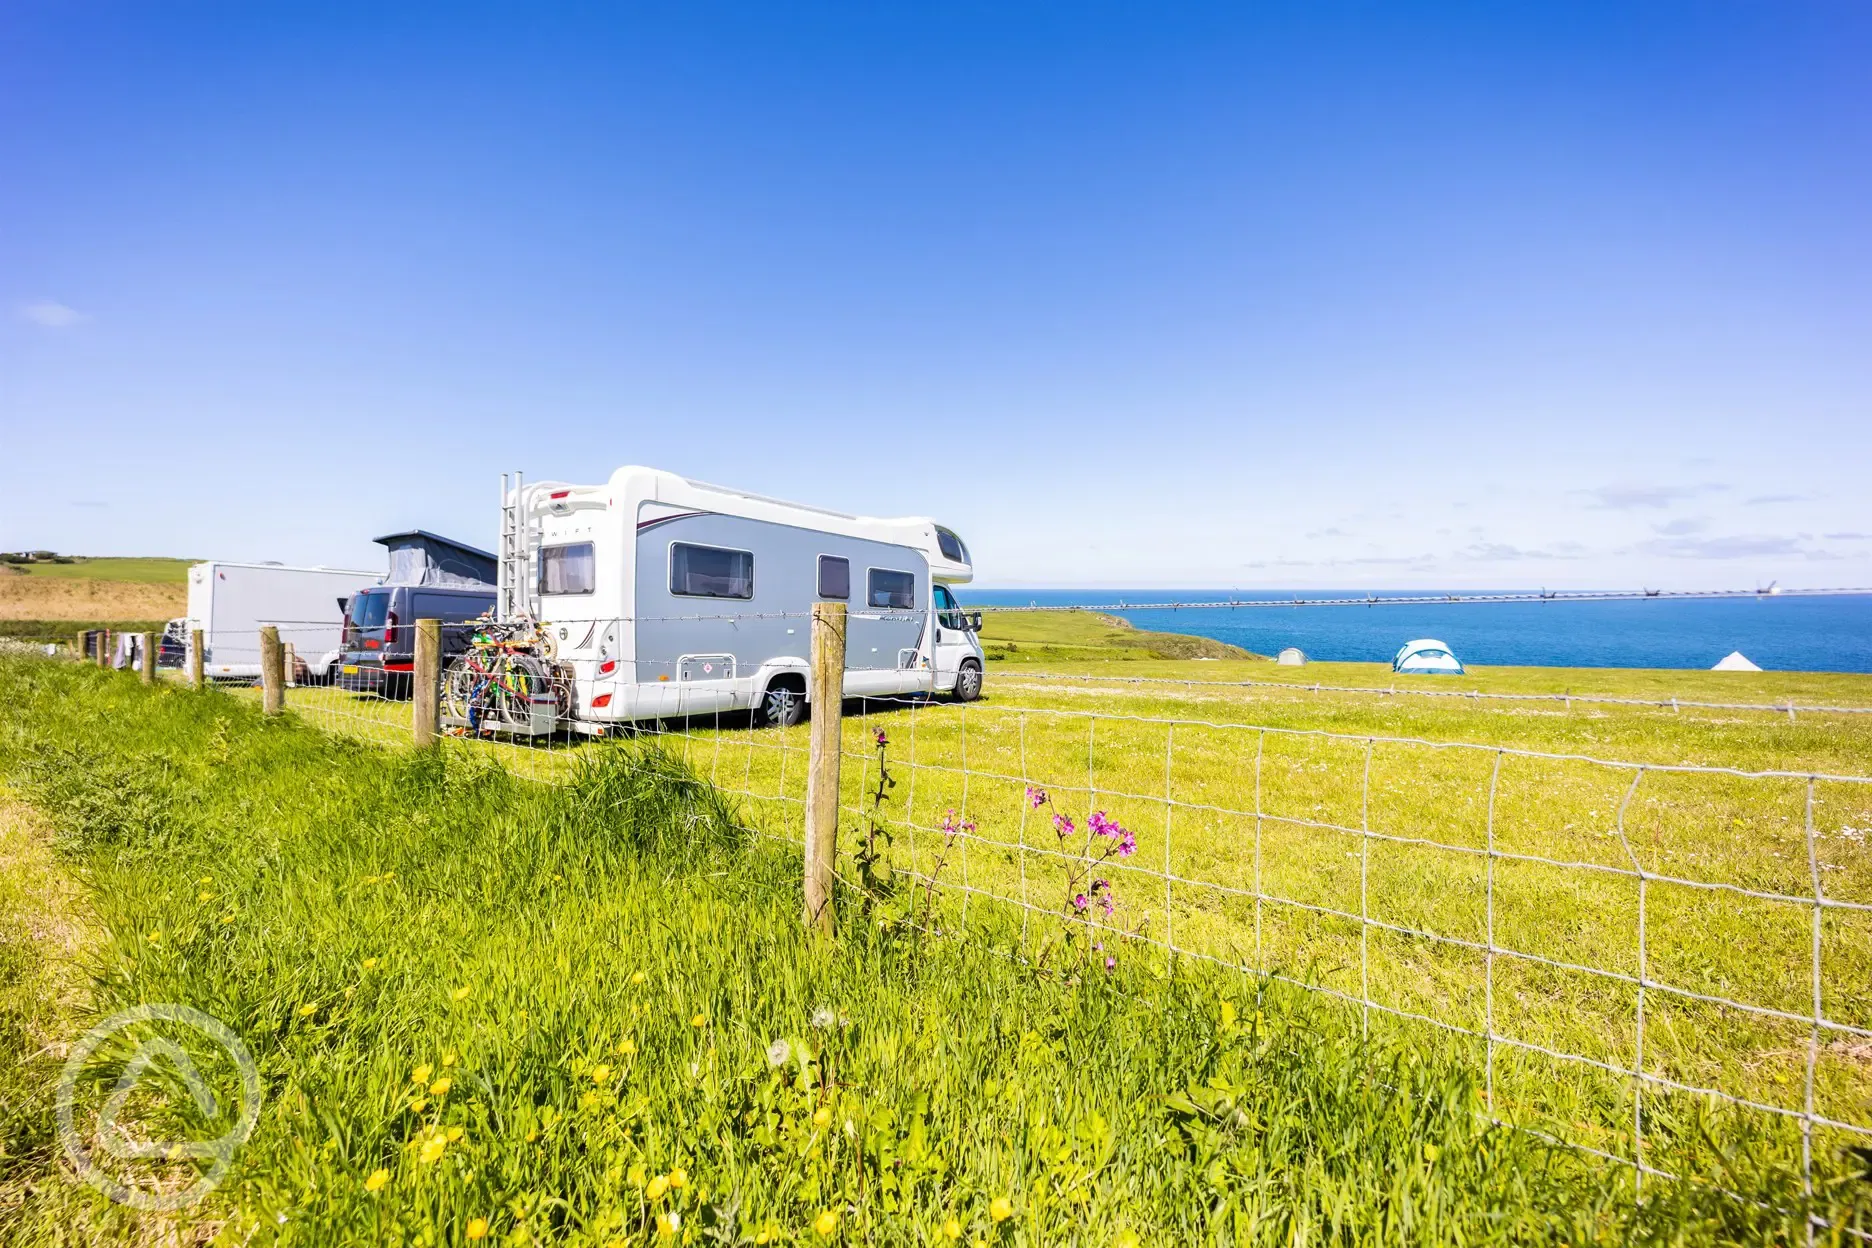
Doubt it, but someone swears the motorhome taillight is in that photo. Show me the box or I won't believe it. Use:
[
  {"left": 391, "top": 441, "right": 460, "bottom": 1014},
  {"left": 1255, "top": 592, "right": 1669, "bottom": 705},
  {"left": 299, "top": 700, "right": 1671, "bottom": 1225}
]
[
  {"left": 598, "top": 660, "right": 617, "bottom": 675},
  {"left": 384, "top": 609, "right": 398, "bottom": 647},
  {"left": 550, "top": 489, "right": 570, "bottom": 499},
  {"left": 591, "top": 693, "right": 613, "bottom": 708}
]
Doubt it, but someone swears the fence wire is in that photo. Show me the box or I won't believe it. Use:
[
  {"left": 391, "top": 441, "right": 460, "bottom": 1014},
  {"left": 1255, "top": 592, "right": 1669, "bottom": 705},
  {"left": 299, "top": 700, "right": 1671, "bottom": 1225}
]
[
  {"left": 1001, "top": 669, "right": 1872, "bottom": 718},
  {"left": 156, "top": 616, "right": 1872, "bottom": 1236}
]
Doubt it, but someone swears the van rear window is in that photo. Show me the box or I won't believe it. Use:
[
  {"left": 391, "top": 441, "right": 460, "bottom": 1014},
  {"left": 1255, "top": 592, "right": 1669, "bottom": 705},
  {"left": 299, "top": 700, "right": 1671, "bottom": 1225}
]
[
  {"left": 540, "top": 543, "right": 596, "bottom": 595},
  {"left": 350, "top": 592, "right": 389, "bottom": 628}
]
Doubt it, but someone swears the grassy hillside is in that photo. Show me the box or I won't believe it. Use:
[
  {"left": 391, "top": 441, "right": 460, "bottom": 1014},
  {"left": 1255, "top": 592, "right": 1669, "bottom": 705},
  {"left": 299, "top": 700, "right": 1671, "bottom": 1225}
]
[
  {"left": 2, "top": 656, "right": 1850, "bottom": 1245},
  {"left": 2, "top": 557, "right": 192, "bottom": 583},
  {"left": 0, "top": 559, "right": 190, "bottom": 627},
  {"left": 979, "top": 609, "right": 1261, "bottom": 662}
]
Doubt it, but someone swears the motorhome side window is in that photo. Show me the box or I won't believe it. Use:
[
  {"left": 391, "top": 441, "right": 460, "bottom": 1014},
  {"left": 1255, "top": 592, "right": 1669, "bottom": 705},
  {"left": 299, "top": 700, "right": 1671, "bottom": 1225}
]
[
  {"left": 817, "top": 555, "right": 850, "bottom": 600},
  {"left": 539, "top": 543, "right": 596, "bottom": 595},
  {"left": 867, "top": 568, "right": 916, "bottom": 610},
  {"left": 670, "top": 543, "right": 753, "bottom": 599},
  {"left": 936, "top": 528, "right": 968, "bottom": 563}
]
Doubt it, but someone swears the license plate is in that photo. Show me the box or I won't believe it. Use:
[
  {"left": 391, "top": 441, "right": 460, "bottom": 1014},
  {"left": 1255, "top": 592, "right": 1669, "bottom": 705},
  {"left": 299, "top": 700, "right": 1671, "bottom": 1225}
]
[{"left": 341, "top": 665, "right": 358, "bottom": 675}]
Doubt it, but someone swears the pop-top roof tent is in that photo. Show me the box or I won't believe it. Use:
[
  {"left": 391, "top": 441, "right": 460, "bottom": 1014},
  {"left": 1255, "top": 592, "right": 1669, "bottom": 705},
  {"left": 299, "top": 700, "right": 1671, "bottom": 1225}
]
[
  {"left": 1393, "top": 639, "right": 1465, "bottom": 675},
  {"left": 1711, "top": 650, "right": 1763, "bottom": 671},
  {"left": 1275, "top": 646, "right": 1308, "bottom": 666},
  {"left": 374, "top": 531, "right": 497, "bottom": 588}
]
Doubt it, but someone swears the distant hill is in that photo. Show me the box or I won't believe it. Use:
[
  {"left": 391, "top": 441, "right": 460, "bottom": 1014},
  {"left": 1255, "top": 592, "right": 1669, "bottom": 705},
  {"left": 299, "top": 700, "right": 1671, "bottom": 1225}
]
[
  {"left": 0, "top": 557, "right": 191, "bottom": 629},
  {"left": 977, "top": 609, "right": 1262, "bottom": 662},
  {"left": 1, "top": 556, "right": 193, "bottom": 583}
]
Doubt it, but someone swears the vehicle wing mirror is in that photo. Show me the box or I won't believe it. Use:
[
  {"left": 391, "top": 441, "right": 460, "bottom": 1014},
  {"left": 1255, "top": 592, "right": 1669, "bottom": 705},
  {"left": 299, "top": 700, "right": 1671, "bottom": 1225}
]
[{"left": 966, "top": 611, "right": 983, "bottom": 633}]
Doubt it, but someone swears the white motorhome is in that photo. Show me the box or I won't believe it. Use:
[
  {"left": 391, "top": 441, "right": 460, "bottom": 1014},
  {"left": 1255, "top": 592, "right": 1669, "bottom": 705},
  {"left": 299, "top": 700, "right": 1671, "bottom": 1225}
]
[
  {"left": 172, "top": 562, "right": 382, "bottom": 681},
  {"left": 494, "top": 466, "right": 984, "bottom": 728}
]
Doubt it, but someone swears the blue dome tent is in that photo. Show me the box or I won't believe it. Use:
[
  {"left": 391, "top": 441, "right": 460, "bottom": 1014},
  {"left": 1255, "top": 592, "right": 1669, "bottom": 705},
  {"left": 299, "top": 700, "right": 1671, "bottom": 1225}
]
[{"left": 1393, "top": 639, "right": 1464, "bottom": 675}]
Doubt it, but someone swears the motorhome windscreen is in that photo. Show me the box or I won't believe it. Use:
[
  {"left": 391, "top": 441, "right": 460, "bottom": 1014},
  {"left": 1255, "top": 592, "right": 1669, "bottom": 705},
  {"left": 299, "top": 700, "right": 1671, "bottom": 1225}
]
[
  {"left": 670, "top": 543, "right": 753, "bottom": 599},
  {"left": 539, "top": 543, "right": 596, "bottom": 595},
  {"left": 867, "top": 568, "right": 915, "bottom": 609}
]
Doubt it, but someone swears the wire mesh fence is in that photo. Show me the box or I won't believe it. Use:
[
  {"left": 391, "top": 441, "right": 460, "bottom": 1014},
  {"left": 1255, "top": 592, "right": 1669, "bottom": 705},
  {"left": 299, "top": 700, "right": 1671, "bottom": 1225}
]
[
  {"left": 158, "top": 615, "right": 1872, "bottom": 1231},
  {"left": 995, "top": 668, "right": 1872, "bottom": 719}
]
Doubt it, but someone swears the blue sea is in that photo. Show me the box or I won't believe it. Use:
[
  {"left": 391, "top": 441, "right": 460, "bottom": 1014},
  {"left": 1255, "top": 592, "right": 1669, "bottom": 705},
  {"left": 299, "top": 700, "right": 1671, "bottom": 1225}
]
[{"left": 960, "top": 589, "right": 1872, "bottom": 673}]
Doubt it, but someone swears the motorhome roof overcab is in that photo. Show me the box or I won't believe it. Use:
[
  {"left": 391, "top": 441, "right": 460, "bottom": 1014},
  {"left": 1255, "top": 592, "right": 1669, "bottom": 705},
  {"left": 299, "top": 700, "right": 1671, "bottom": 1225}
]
[{"left": 488, "top": 466, "right": 984, "bottom": 730}]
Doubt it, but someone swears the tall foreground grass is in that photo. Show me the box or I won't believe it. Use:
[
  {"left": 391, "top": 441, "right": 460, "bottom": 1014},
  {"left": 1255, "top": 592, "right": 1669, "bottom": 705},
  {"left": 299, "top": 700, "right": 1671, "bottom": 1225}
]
[{"left": 1, "top": 657, "right": 1867, "bottom": 1244}]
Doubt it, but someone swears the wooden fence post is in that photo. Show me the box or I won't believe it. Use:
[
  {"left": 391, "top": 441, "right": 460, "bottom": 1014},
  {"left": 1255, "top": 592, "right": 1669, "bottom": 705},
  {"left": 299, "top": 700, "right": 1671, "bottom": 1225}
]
[
  {"left": 74, "top": 629, "right": 86, "bottom": 662},
  {"left": 412, "top": 618, "right": 440, "bottom": 746},
  {"left": 97, "top": 629, "right": 111, "bottom": 669},
  {"left": 804, "top": 601, "right": 846, "bottom": 937},
  {"left": 189, "top": 629, "right": 205, "bottom": 687},
  {"left": 284, "top": 642, "right": 297, "bottom": 687},
  {"left": 260, "top": 626, "right": 284, "bottom": 715},
  {"left": 138, "top": 633, "right": 154, "bottom": 684}
]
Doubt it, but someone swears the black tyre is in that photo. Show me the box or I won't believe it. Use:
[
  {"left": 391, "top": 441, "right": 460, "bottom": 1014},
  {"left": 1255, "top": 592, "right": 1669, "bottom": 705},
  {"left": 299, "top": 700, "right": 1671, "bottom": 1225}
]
[
  {"left": 952, "top": 659, "right": 983, "bottom": 703},
  {"left": 759, "top": 681, "right": 806, "bottom": 728}
]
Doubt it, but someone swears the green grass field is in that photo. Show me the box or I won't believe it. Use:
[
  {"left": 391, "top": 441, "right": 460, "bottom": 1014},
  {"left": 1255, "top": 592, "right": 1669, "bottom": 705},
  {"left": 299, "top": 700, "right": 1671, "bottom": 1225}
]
[
  {"left": 0, "top": 557, "right": 193, "bottom": 583},
  {"left": 978, "top": 611, "right": 1258, "bottom": 662},
  {"left": 189, "top": 648, "right": 1872, "bottom": 1215},
  {"left": 6, "top": 655, "right": 1868, "bottom": 1245}
]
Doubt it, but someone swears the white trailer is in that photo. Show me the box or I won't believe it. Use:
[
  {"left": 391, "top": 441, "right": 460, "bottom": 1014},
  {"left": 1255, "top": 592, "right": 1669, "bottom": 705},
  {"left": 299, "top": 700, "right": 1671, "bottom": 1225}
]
[
  {"left": 483, "top": 466, "right": 984, "bottom": 729},
  {"left": 177, "top": 562, "right": 382, "bottom": 681}
]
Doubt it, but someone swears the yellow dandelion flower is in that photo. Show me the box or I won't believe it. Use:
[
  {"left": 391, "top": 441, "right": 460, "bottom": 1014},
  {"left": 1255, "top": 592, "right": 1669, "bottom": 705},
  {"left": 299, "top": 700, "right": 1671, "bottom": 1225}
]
[
  {"left": 614, "top": 1038, "right": 637, "bottom": 1056},
  {"left": 579, "top": 1091, "right": 599, "bottom": 1109},
  {"left": 147, "top": 930, "right": 163, "bottom": 944},
  {"left": 656, "top": 1210, "right": 681, "bottom": 1238},
  {"left": 298, "top": 1003, "right": 318, "bottom": 1017},
  {"left": 590, "top": 1065, "right": 612, "bottom": 1085},
  {"left": 364, "top": 1167, "right": 390, "bottom": 1193},
  {"left": 219, "top": 912, "right": 236, "bottom": 925},
  {"left": 408, "top": 1097, "right": 428, "bottom": 1114},
  {"left": 1114, "top": 1229, "right": 1140, "bottom": 1248},
  {"left": 990, "top": 1197, "right": 1014, "bottom": 1223},
  {"left": 451, "top": 985, "right": 473, "bottom": 1002},
  {"left": 429, "top": 1077, "right": 452, "bottom": 1097},
  {"left": 755, "top": 1233, "right": 770, "bottom": 1246},
  {"left": 630, "top": 971, "right": 646, "bottom": 985},
  {"left": 418, "top": 1135, "right": 448, "bottom": 1164},
  {"left": 197, "top": 890, "right": 213, "bottom": 902},
  {"left": 446, "top": 1125, "right": 464, "bottom": 1142},
  {"left": 361, "top": 957, "right": 379, "bottom": 971},
  {"left": 466, "top": 1216, "right": 489, "bottom": 1239},
  {"left": 813, "top": 1209, "right": 839, "bottom": 1236},
  {"left": 668, "top": 1167, "right": 688, "bottom": 1189},
  {"left": 442, "top": 1051, "right": 458, "bottom": 1067},
  {"left": 942, "top": 1216, "right": 961, "bottom": 1240},
  {"left": 411, "top": 1063, "right": 433, "bottom": 1085},
  {"left": 690, "top": 1013, "right": 707, "bottom": 1028},
  {"left": 811, "top": 1106, "right": 831, "bottom": 1129},
  {"left": 645, "top": 1174, "right": 669, "bottom": 1200}
]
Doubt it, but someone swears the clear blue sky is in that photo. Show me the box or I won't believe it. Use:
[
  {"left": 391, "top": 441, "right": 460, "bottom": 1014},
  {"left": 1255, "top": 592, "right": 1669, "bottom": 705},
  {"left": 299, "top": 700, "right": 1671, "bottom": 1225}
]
[{"left": 3, "top": 2, "right": 1869, "bottom": 590}]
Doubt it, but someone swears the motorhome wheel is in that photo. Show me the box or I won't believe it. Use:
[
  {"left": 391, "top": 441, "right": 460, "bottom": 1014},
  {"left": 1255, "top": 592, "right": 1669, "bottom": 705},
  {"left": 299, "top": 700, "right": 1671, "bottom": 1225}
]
[
  {"left": 760, "top": 684, "right": 805, "bottom": 728},
  {"left": 953, "top": 660, "right": 983, "bottom": 703}
]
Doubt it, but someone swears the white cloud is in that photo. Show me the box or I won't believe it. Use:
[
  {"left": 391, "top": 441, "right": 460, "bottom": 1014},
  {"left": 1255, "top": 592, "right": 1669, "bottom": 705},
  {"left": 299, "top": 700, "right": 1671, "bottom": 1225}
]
[
  {"left": 20, "top": 300, "right": 85, "bottom": 328},
  {"left": 1576, "top": 482, "right": 1729, "bottom": 510}
]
